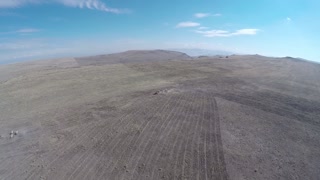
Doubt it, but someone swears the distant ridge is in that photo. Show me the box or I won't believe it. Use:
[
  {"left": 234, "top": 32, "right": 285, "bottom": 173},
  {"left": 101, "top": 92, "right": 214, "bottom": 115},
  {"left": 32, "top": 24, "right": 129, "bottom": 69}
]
[
  {"left": 76, "top": 49, "right": 192, "bottom": 66},
  {"left": 169, "top": 48, "right": 233, "bottom": 57},
  {"left": 0, "top": 49, "right": 316, "bottom": 67}
]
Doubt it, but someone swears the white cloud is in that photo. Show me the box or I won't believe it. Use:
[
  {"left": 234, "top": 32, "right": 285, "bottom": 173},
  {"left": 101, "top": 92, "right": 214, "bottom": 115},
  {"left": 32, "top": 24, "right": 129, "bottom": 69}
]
[
  {"left": 196, "top": 30, "right": 230, "bottom": 37},
  {"left": 195, "top": 28, "right": 259, "bottom": 37},
  {"left": 233, "top": 29, "right": 259, "bottom": 35},
  {"left": 0, "top": 0, "right": 126, "bottom": 13},
  {"left": 176, "top": 21, "right": 200, "bottom": 28},
  {"left": 194, "top": 13, "right": 210, "bottom": 18},
  {"left": 286, "top": 17, "right": 292, "bottom": 22},
  {"left": 57, "top": 0, "right": 126, "bottom": 13},
  {"left": 194, "top": 13, "right": 221, "bottom": 18}
]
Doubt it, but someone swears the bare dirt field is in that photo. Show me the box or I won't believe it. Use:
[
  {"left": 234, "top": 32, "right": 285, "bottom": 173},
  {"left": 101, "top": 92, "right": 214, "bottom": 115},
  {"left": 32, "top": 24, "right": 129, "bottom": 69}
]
[{"left": 0, "top": 50, "right": 320, "bottom": 180}]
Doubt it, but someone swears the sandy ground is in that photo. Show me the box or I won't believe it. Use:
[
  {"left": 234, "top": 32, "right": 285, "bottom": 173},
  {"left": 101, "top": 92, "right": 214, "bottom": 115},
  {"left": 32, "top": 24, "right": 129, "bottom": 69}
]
[{"left": 0, "top": 51, "right": 319, "bottom": 180}]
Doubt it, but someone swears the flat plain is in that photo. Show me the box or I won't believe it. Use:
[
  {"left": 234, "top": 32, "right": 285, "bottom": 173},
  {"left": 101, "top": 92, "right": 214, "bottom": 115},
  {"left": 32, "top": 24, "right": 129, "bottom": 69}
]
[{"left": 0, "top": 50, "right": 320, "bottom": 180}]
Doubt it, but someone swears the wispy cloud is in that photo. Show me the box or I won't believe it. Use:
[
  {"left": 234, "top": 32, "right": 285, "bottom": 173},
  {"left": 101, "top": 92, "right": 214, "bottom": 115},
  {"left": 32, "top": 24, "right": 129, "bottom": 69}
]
[
  {"left": 198, "top": 26, "right": 209, "bottom": 30},
  {"left": 58, "top": 0, "right": 127, "bottom": 13},
  {"left": 194, "top": 13, "right": 221, "bottom": 18},
  {"left": 195, "top": 28, "right": 259, "bottom": 37},
  {"left": 0, "top": 0, "right": 40, "bottom": 8},
  {"left": 0, "top": 28, "right": 41, "bottom": 35},
  {"left": 15, "top": 28, "right": 40, "bottom": 33},
  {"left": 176, "top": 21, "right": 200, "bottom": 28},
  {"left": 234, "top": 29, "right": 259, "bottom": 35},
  {"left": 0, "top": 0, "right": 127, "bottom": 13},
  {"left": 194, "top": 13, "right": 210, "bottom": 18}
]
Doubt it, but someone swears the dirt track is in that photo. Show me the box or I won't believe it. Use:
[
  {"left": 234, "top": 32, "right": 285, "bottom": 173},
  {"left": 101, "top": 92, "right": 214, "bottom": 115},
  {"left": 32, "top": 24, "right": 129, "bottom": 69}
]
[{"left": 0, "top": 51, "right": 320, "bottom": 179}]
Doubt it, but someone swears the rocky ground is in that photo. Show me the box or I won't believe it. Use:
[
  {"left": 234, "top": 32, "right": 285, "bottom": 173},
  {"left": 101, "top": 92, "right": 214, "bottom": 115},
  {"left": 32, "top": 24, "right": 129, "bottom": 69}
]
[{"left": 0, "top": 50, "right": 319, "bottom": 180}]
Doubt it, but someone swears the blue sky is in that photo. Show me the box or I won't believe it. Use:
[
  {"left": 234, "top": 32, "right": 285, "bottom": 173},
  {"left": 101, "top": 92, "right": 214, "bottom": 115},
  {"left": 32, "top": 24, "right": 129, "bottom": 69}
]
[{"left": 0, "top": 0, "right": 319, "bottom": 64}]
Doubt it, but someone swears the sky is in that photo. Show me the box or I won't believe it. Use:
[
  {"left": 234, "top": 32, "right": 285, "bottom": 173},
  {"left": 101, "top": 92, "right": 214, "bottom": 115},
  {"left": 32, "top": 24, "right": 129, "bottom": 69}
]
[{"left": 0, "top": 0, "right": 319, "bottom": 64}]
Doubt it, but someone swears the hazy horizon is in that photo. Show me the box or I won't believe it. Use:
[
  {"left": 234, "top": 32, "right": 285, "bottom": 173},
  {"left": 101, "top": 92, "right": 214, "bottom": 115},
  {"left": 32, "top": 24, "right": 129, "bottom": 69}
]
[{"left": 0, "top": 0, "right": 319, "bottom": 63}]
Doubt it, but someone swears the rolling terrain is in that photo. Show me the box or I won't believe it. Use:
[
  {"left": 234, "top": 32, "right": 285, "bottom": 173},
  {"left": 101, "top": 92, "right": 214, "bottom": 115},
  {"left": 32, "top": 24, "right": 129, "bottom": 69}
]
[{"left": 0, "top": 50, "right": 320, "bottom": 180}]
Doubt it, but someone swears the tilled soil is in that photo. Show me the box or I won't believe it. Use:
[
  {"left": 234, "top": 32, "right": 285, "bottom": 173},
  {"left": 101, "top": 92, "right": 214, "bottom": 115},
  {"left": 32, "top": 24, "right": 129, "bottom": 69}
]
[{"left": 0, "top": 52, "right": 320, "bottom": 180}]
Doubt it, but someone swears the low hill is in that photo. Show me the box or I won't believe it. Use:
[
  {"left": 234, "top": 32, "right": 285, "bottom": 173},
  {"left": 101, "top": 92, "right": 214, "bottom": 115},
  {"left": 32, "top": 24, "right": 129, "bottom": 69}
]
[
  {"left": 0, "top": 50, "right": 319, "bottom": 180},
  {"left": 76, "top": 50, "right": 192, "bottom": 66}
]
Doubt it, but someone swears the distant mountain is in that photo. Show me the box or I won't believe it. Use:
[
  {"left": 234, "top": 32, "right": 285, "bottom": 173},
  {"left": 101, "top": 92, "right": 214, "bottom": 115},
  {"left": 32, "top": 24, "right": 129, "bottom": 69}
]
[
  {"left": 76, "top": 50, "right": 192, "bottom": 66},
  {"left": 168, "top": 48, "right": 234, "bottom": 57}
]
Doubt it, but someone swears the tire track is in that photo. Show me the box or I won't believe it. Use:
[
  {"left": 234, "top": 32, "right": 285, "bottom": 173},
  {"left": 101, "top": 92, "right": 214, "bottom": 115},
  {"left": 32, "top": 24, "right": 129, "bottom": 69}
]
[
  {"left": 207, "top": 92, "right": 219, "bottom": 179},
  {"left": 204, "top": 93, "right": 214, "bottom": 180},
  {"left": 172, "top": 92, "right": 197, "bottom": 180},
  {"left": 163, "top": 93, "right": 195, "bottom": 180},
  {"left": 1, "top": 153, "right": 34, "bottom": 180},
  {"left": 67, "top": 95, "right": 166, "bottom": 180},
  {"left": 127, "top": 93, "right": 188, "bottom": 180},
  {"left": 198, "top": 92, "right": 206, "bottom": 180},
  {"left": 203, "top": 93, "right": 209, "bottom": 180},
  {"left": 26, "top": 95, "right": 148, "bottom": 180},
  {"left": 98, "top": 94, "right": 176, "bottom": 180},
  {"left": 89, "top": 95, "right": 170, "bottom": 179},
  {"left": 25, "top": 118, "right": 104, "bottom": 179},
  {"left": 65, "top": 105, "right": 147, "bottom": 180},
  {"left": 19, "top": 91, "right": 229, "bottom": 180},
  {"left": 186, "top": 93, "right": 203, "bottom": 180},
  {"left": 160, "top": 94, "right": 193, "bottom": 180},
  {"left": 61, "top": 117, "right": 132, "bottom": 180},
  {"left": 108, "top": 94, "right": 183, "bottom": 180},
  {"left": 180, "top": 97, "right": 198, "bottom": 180},
  {"left": 212, "top": 96, "right": 229, "bottom": 180},
  {"left": 208, "top": 93, "right": 220, "bottom": 179},
  {"left": 79, "top": 94, "right": 170, "bottom": 179},
  {"left": 26, "top": 118, "right": 108, "bottom": 179},
  {"left": 149, "top": 94, "right": 191, "bottom": 179},
  {"left": 149, "top": 93, "right": 196, "bottom": 180}
]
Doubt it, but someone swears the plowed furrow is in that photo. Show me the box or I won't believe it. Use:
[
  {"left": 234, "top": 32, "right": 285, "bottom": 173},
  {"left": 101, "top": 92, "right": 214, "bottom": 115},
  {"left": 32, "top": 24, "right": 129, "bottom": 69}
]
[
  {"left": 212, "top": 96, "right": 229, "bottom": 180},
  {"left": 99, "top": 94, "right": 175, "bottom": 179},
  {"left": 148, "top": 94, "right": 190, "bottom": 179},
  {"left": 69, "top": 96, "right": 166, "bottom": 180},
  {"left": 116, "top": 94, "right": 183, "bottom": 180}
]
